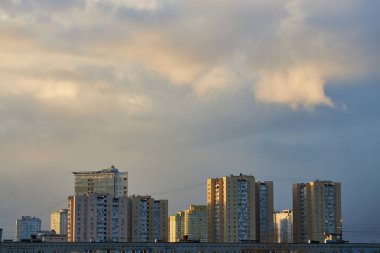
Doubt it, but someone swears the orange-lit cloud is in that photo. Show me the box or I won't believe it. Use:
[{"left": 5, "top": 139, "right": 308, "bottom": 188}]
[{"left": 0, "top": 0, "right": 375, "bottom": 110}]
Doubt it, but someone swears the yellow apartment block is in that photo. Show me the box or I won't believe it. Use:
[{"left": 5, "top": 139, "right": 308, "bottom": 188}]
[
  {"left": 184, "top": 205, "right": 208, "bottom": 242},
  {"left": 169, "top": 211, "right": 184, "bottom": 242}
]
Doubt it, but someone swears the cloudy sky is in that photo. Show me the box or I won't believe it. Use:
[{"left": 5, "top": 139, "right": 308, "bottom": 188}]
[{"left": 0, "top": 0, "right": 379, "bottom": 242}]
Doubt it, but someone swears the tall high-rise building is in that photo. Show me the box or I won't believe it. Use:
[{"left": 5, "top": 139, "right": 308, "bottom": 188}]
[
  {"left": 128, "top": 195, "right": 168, "bottom": 242},
  {"left": 274, "top": 209, "right": 293, "bottom": 243},
  {"left": 73, "top": 165, "right": 128, "bottom": 198},
  {"left": 255, "top": 181, "right": 274, "bottom": 243},
  {"left": 16, "top": 216, "right": 41, "bottom": 241},
  {"left": 50, "top": 209, "right": 68, "bottom": 236},
  {"left": 169, "top": 211, "right": 185, "bottom": 242},
  {"left": 293, "top": 180, "right": 342, "bottom": 243},
  {"left": 67, "top": 194, "right": 129, "bottom": 242},
  {"left": 207, "top": 174, "right": 256, "bottom": 242},
  {"left": 184, "top": 205, "right": 208, "bottom": 242}
]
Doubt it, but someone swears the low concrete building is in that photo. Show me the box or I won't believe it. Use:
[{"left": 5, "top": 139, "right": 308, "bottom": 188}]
[
  {"left": 36, "top": 231, "right": 67, "bottom": 242},
  {"left": 1, "top": 242, "right": 380, "bottom": 253}
]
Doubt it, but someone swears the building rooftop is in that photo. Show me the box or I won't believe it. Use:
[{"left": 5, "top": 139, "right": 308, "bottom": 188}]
[{"left": 72, "top": 165, "right": 121, "bottom": 175}]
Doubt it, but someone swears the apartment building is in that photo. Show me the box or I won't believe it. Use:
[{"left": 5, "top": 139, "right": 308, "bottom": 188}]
[
  {"left": 128, "top": 195, "right": 168, "bottom": 242},
  {"left": 207, "top": 174, "right": 256, "bottom": 242},
  {"left": 169, "top": 211, "right": 185, "bottom": 242},
  {"left": 255, "top": 181, "right": 274, "bottom": 243},
  {"left": 274, "top": 209, "right": 293, "bottom": 243},
  {"left": 67, "top": 194, "right": 128, "bottom": 242},
  {"left": 16, "top": 216, "right": 41, "bottom": 241},
  {"left": 50, "top": 209, "right": 68, "bottom": 236},
  {"left": 184, "top": 205, "right": 208, "bottom": 242},
  {"left": 293, "top": 180, "right": 342, "bottom": 243}
]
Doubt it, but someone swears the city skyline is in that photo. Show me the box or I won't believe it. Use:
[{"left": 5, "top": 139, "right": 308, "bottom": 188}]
[
  {"left": 0, "top": 166, "right": 374, "bottom": 242},
  {"left": 0, "top": 0, "right": 379, "bottom": 244},
  {"left": 3, "top": 168, "right": 341, "bottom": 243}
]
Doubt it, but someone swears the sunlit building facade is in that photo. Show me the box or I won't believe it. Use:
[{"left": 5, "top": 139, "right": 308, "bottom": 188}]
[
  {"left": 169, "top": 211, "right": 185, "bottom": 242},
  {"left": 184, "top": 205, "right": 208, "bottom": 242},
  {"left": 274, "top": 209, "right": 293, "bottom": 243},
  {"left": 73, "top": 165, "right": 128, "bottom": 198},
  {"left": 50, "top": 209, "right": 68, "bottom": 236},
  {"left": 207, "top": 174, "right": 256, "bottom": 242},
  {"left": 293, "top": 180, "right": 342, "bottom": 243}
]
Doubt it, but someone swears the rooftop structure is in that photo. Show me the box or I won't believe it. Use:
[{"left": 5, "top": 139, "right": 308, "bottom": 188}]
[{"left": 72, "top": 165, "right": 128, "bottom": 197}]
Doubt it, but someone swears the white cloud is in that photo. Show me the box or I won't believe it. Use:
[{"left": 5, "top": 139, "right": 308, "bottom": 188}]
[
  {"left": 255, "top": 65, "right": 334, "bottom": 109},
  {"left": 193, "top": 66, "right": 238, "bottom": 100},
  {"left": 118, "top": 94, "right": 153, "bottom": 114},
  {"left": 0, "top": 0, "right": 377, "bottom": 112}
]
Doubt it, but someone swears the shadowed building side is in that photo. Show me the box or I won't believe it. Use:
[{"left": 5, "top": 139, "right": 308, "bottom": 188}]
[
  {"left": 16, "top": 216, "right": 41, "bottom": 241},
  {"left": 67, "top": 194, "right": 128, "bottom": 242},
  {"left": 128, "top": 195, "right": 168, "bottom": 242},
  {"left": 255, "top": 181, "right": 274, "bottom": 243}
]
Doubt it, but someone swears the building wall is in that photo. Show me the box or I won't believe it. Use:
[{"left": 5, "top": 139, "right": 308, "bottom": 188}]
[
  {"left": 274, "top": 210, "right": 293, "bottom": 243},
  {"left": 67, "top": 194, "right": 128, "bottom": 242},
  {"left": 255, "top": 181, "right": 274, "bottom": 243},
  {"left": 16, "top": 216, "right": 41, "bottom": 241},
  {"left": 208, "top": 174, "right": 256, "bottom": 242},
  {"left": 169, "top": 211, "right": 184, "bottom": 242},
  {"left": 2, "top": 241, "right": 380, "bottom": 253},
  {"left": 50, "top": 209, "right": 68, "bottom": 236},
  {"left": 73, "top": 166, "right": 128, "bottom": 198},
  {"left": 129, "top": 196, "right": 168, "bottom": 242},
  {"left": 293, "top": 180, "right": 342, "bottom": 243},
  {"left": 154, "top": 200, "right": 168, "bottom": 241},
  {"left": 184, "top": 205, "right": 208, "bottom": 242}
]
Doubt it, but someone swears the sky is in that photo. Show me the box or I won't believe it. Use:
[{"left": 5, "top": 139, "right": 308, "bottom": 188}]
[{"left": 0, "top": 0, "right": 379, "bottom": 242}]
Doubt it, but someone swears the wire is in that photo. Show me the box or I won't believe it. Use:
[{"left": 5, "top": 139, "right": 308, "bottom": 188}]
[
  {"left": 343, "top": 230, "right": 380, "bottom": 234},
  {"left": 34, "top": 198, "right": 68, "bottom": 218},
  {"left": 150, "top": 182, "right": 205, "bottom": 196}
]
